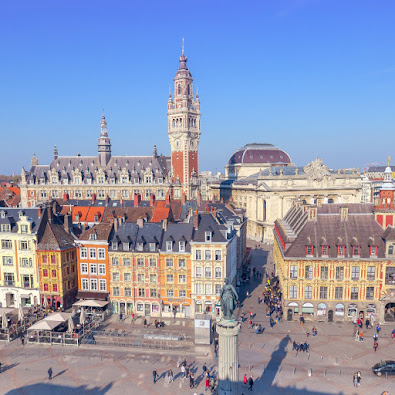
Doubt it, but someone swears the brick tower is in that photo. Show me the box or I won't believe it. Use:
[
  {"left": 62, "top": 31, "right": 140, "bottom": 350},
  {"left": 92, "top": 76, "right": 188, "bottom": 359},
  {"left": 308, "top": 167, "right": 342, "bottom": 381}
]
[{"left": 167, "top": 43, "right": 201, "bottom": 199}]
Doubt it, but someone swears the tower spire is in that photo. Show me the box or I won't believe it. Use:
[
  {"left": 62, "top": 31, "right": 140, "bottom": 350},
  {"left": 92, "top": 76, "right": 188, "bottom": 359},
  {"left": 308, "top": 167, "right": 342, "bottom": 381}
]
[{"left": 182, "top": 37, "right": 184, "bottom": 55}]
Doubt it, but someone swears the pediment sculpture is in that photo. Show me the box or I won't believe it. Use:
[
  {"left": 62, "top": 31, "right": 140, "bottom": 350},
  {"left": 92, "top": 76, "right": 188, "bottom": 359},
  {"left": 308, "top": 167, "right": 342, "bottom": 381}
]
[{"left": 303, "top": 158, "right": 332, "bottom": 181}]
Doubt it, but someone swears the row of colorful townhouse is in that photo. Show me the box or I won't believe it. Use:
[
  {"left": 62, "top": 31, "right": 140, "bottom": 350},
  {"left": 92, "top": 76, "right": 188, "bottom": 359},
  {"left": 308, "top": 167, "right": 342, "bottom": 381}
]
[
  {"left": 0, "top": 205, "right": 79, "bottom": 309},
  {"left": 75, "top": 207, "right": 247, "bottom": 319}
]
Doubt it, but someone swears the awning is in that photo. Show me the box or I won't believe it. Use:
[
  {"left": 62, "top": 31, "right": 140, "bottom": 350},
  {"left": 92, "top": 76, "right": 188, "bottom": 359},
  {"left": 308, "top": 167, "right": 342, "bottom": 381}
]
[
  {"left": 44, "top": 312, "right": 73, "bottom": 322},
  {"left": 0, "top": 307, "right": 17, "bottom": 316},
  {"left": 73, "top": 300, "right": 109, "bottom": 308},
  {"left": 20, "top": 294, "right": 31, "bottom": 299},
  {"left": 29, "top": 320, "right": 63, "bottom": 331},
  {"left": 77, "top": 291, "right": 108, "bottom": 301}
]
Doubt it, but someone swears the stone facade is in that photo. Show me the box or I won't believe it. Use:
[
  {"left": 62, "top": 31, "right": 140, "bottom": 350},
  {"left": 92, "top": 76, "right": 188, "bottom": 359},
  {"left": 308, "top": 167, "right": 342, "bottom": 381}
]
[{"left": 208, "top": 157, "right": 362, "bottom": 243}]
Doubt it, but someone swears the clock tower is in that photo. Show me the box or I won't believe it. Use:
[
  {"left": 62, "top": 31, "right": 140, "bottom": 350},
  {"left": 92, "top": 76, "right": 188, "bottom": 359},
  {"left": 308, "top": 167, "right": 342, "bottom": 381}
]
[{"left": 167, "top": 44, "right": 201, "bottom": 199}]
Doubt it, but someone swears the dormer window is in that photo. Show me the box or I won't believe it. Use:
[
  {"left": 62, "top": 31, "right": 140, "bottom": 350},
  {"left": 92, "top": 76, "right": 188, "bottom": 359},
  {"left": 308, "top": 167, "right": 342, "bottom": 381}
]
[
  {"left": 74, "top": 177, "right": 81, "bottom": 185},
  {"left": 136, "top": 243, "right": 143, "bottom": 251},
  {"left": 94, "top": 215, "right": 99, "bottom": 222},
  {"left": 112, "top": 242, "right": 118, "bottom": 250},
  {"left": 52, "top": 177, "right": 58, "bottom": 184},
  {"left": 166, "top": 241, "right": 173, "bottom": 252},
  {"left": 179, "top": 241, "right": 186, "bottom": 252},
  {"left": 89, "top": 234, "right": 97, "bottom": 241},
  {"left": 0, "top": 211, "right": 6, "bottom": 218},
  {"left": 370, "top": 246, "right": 378, "bottom": 257},
  {"left": 321, "top": 245, "right": 329, "bottom": 257},
  {"left": 1, "top": 224, "right": 11, "bottom": 232},
  {"left": 306, "top": 245, "right": 314, "bottom": 256},
  {"left": 123, "top": 242, "right": 129, "bottom": 251},
  {"left": 337, "top": 246, "right": 345, "bottom": 257},
  {"left": 205, "top": 231, "right": 212, "bottom": 242},
  {"left": 20, "top": 225, "right": 28, "bottom": 234},
  {"left": 75, "top": 215, "right": 79, "bottom": 222},
  {"left": 98, "top": 176, "right": 104, "bottom": 184},
  {"left": 352, "top": 245, "right": 360, "bottom": 257},
  {"left": 389, "top": 244, "right": 394, "bottom": 255},
  {"left": 122, "top": 177, "right": 128, "bottom": 184},
  {"left": 149, "top": 243, "right": 156, "bottom": 251}
]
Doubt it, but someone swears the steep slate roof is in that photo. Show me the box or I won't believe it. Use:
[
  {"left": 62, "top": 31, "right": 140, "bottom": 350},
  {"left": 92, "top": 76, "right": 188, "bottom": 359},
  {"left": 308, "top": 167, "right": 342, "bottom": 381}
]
[
  {"left": 277, "top": 203, "right": 387, "bottom": 259},
  {"left": 79, "top": 223, "right": 113, "bottom": 241},
  {"left": 382, "top": 226, "right": 395, "bottom": 241},
  {"left": 0, "top": 208, "right": 43, "bottom": 233},
  {"left": 26, "top": 154, "right": 170, "bottom": 184},
  {"left": 37, "top": 215, "right": 75, "bottom": 250},
  {"left": 193, "top": 213, "right": 228, "bottom": 243},
  {"left": 108, "top": 223, "right": 138, "bottom": 251},
  {"left": 161, "top": 223, "right": 194, "bottom": 252},
  {"left": 134, "top": 223, "right": 163, "bottom": 252}
]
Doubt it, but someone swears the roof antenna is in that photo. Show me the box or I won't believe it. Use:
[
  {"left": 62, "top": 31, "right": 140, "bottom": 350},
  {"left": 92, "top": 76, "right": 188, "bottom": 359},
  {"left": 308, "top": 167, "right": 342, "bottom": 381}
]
[{"left": 182, "top": 37, "right": 184, "bottom": 55}]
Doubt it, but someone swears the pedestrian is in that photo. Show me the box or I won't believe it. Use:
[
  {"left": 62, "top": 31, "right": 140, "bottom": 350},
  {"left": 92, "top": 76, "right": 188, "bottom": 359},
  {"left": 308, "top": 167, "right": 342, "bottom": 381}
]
[
  {"left": 381, "top": 391, "right": 389, "bottom": 395},
  {"left": 153, "top": 369, "right": 157, "bottom": 383},
  {"left": 353, "top": 372, "right": 358, "bottom": 387},
  {"left": 359, "top": 330, "right": 364, "bottom": 342},
  {"left": 248, "top": 375, "right": 254, "bottom": 391},
  {"left": 48, "top": 367, "right": 53, "bottom": 380},
  {"left": 270, "top": 318, "right": 274, "bottom": 328},
  {"left": 373, "top": 333, "right": 378, "bottom": 342},
  {"left": 249, "top": 310, "right": 253, "bottom": 319},
  {"left": 168, "top": 369, "right": 174, "bottom": 383},
  {"left": 119, "top": 312, "right": 123, "bottom": 321},
  {"left": 255, "top": 325, "right": 259, "bottom": 335},
  {"left": 203, "top": 362, "right": 207, "bottom": 374},
  {"left": 373, "top": 341, "right": 378, "bottom": 352},
  {"left": 144, "top": 318, "right": 147, "bottom": 328},
  {"left": 392, "top": 329, "right": 395, "bottom": 339},
  {"left": 300, "top": 316, "right": 304, "bottom": 327},
  {"left": 0, "top": 362, "right": 2, "bottom": 373},
  {"left": 189, "top": 373, "right": 195, "bottom": 388},
  {"left": 205, "top": 377, "right": 210, "bottom": 391},
  {"left": 246, "top": 291, "right": 249, "bottom": 298},
  {"left": 376, "top": 324, "right": 381, "bottom": 334},
  {"left": 356, "top": 371, "right": 361, "bottom": 386},
  {"left": 257, "top": 296, "right": 260, "bottom": 304},
  {"left": 365, "top": 318, "right": 370, "bottom": 329},
  {"left": 210, "top": 377, "right": 215, "bottom": 392},
  {"left": 181, "top": 364, "right": 185, "bottom": 377},
  {"left": 355, "top": 329, "right": 360, "bottom": 341},
  {"left": 21, "top": 335, "right": 25, "bottom": 345},
  {"left": 243, "top": 373, "right": 248, "bottom": 387}
]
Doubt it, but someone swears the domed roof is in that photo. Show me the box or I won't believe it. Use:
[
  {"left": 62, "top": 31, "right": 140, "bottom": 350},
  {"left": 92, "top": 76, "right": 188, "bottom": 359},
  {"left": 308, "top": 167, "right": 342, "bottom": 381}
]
[{"left": 228, "top": 143, "right": 292, "bottom": 165}]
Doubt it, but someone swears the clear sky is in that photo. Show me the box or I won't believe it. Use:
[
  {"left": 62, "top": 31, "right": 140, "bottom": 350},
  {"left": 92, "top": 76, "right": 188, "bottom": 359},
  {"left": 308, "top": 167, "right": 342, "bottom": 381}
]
[{"left": 1, "top": 0, "right": 394, "bottom": 175}]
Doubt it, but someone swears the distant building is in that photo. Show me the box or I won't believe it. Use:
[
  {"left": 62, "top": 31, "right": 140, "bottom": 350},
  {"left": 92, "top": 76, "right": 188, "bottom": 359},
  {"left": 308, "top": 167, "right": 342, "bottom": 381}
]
[
  {"left": 20, "top": 48, "right": 201, "bottom": 206},
  {"left": 208, "top": 152, "right": 362, "bottom": 242}
]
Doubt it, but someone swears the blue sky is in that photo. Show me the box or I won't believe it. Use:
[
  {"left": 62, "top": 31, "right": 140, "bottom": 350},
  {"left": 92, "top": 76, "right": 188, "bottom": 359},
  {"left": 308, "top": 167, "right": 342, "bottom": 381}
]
[{"left": 1, "top": 0, "right": 394, "bottom": 175}]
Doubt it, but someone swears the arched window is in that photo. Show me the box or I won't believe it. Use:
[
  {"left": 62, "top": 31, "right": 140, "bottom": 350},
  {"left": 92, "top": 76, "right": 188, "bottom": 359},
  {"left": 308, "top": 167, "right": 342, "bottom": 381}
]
[
  {"left": 178, "top": 84, "right": 181, "bottom": 95},
  {"left": 172, "top": 119, "right": 175, "bottom": 127}
]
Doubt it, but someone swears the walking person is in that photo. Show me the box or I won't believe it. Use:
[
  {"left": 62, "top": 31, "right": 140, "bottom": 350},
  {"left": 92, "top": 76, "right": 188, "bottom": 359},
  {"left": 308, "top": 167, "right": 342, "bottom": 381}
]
[
  {"left": 205, "top": 376, "right": 210, "bottom": 391},
  {"left": 355, "top": 329, "right": 360, "bottom": 341},
  {"left": 356, "top": 371, "right": 361, "bottom": 386},
  {"left": 181, "top": 364, "right": 185, "bottom": 378},
  {"left": 243, "top": 373, "right": 248, "bottom": 388},
  {"left": 210, "top": 376, "right": 215, "bottom": 392},
  {"left": 359, "top": 330, "right": 364, "bottom": 342},
  {"left": 189, "top": 372, "right": 195, "bottom": 388},
  {"left": 373, "top": 340, "right": 378, "bottom": 352},
  {"left": 248, "top": 375, "right": 254, "bottom": 391},
  {"left": 353, "top": 372, "right": 358, "bottom": 387},
  {"left": 48, "top": 367, "right": 53, "bottom": 380},
  {"left": 153, "top": 369, "right": 158, "bottom": 383},
  {"left": 203, "top": 362, "right": 207, "bottom": 374},
  {"left": 167, "top": 369, "right": 174, "bottom": 383},
  {"left": 21, "top": 335, "right": 25, "bottom": 345}
]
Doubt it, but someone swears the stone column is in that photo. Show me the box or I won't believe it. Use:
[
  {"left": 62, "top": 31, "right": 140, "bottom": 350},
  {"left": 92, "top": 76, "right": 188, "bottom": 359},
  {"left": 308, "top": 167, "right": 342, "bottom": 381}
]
[{"left": 217, "top": 320, "right": 241, "bottom": 395}]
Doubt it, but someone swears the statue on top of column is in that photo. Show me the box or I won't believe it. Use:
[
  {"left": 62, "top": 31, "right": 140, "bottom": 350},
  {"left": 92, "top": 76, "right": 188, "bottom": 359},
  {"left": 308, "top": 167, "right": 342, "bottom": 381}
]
[{"left": 220, "top": 278, "right": 239, "bottom": 321}]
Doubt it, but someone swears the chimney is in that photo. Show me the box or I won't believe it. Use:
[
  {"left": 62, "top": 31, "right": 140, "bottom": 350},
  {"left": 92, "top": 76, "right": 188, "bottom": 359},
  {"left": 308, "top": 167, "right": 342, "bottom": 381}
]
[
  {"left": 105, "top": 195, "right": 110, "bottom": 206},
  {"left": 197, "top": 193, "right": 202, "bottom": 207},
  {"left": 137, "top": 216, "right": 144, "bottom": 228},
  {"left": 165, "top": 193, "right": 171, "bottom": 205},
  {"left": 134, "top": 193, "right": 141, "bottom": 207},
  {"left": 92, "top": 193, "right": 96, "bottom": 204},
  {"left": 113, "top": 216, "right": 118, "bottom": 231},
  {"left": 150, "top": 193, "right": 156, "bottom": 207},
  {"left": 162, "top": 218, "right": 167, "bottom": 231},
  {"left": 38, "top": 205, "right": 42, "bottom": 218},
  {"left": 64, "top": 214, "right": 72, "bottom": 233},
  {"left": 46, "top": 205, "right": 53, "bottom": 223},
  {"left": 182, "top": 193, "right": 187, "bottom": 204},
  {"left": 194, "top": 210, "right": 199, "bottom": 230},
  {"left": 340, "top": 206, "right": 349, "bottom": 221},
  {"left": 63, "top": 193, "right": 68, "bottom": 202}
]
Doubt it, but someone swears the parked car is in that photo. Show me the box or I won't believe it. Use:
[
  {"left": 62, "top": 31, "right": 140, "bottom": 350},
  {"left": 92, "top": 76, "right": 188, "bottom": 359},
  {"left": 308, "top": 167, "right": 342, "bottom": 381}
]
[{"left": 372, "top": 360, "right": 395, "bottom": 376}]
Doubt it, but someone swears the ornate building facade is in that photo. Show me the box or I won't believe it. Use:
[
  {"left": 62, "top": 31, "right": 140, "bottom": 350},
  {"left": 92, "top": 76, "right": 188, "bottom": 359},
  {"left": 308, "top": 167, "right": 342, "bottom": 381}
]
[
  {"left": 20, "top": 48, "right": 201, "bottom": 206},
  {"left": 208, "top": 146, "right": 362, "bottom": 242}
]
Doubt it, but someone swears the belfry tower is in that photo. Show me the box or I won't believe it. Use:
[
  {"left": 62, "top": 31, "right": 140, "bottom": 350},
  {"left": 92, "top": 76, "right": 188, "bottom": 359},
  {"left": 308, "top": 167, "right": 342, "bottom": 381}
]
[{"left": 167, "top": 42, "right": 201, "bottom": 199}]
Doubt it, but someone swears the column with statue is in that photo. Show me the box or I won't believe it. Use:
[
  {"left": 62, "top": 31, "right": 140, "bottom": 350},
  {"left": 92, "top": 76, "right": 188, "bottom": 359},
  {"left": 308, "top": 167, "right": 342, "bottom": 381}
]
[{"left": 216, "top": 278, "right": 241, "bottom": 395}]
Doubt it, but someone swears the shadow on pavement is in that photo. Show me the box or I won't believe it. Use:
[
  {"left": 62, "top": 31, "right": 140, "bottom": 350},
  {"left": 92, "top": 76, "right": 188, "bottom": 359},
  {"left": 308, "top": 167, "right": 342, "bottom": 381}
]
[{"left": 6, "top": 383, "right": 113, "bottom": 395}]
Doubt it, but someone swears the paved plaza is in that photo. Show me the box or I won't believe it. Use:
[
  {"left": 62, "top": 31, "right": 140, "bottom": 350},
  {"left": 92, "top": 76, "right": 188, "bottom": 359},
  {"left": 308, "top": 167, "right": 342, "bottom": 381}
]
[{"left": 0, "top": 248, "right": 394, "bottom": 394}]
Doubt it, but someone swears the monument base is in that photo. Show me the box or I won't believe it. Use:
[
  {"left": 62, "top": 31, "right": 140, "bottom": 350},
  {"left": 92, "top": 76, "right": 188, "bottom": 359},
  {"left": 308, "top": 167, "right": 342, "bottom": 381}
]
[{"left": 216, "top": 319, "right": 241, "bottom": 395}]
